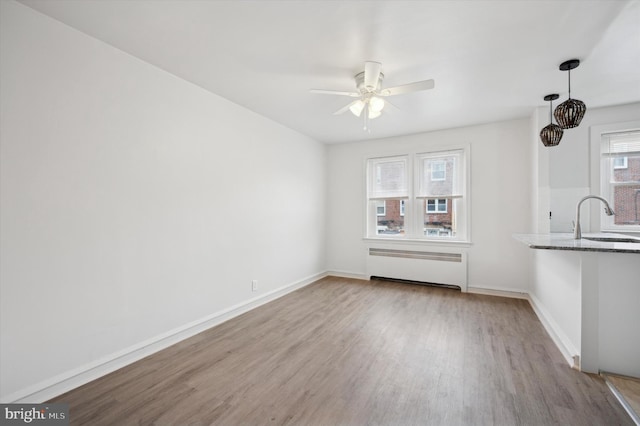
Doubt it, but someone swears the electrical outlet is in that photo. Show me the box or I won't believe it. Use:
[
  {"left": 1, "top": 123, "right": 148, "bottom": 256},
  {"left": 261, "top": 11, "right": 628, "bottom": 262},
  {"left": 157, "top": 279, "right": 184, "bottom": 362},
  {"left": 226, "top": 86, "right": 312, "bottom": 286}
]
[{"left": 251, "top": 280, "right": 258, "bottom": 292}]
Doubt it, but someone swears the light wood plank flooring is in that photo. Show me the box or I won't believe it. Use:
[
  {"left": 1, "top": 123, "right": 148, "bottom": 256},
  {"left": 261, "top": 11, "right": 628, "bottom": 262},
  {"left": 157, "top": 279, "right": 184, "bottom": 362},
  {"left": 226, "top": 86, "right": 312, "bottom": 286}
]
[
  {"left": 603, "top": 373, "right": 640, "bottom": 423},
  {"left": 50, "top": 277, "right": 632, "bottom": 425}
]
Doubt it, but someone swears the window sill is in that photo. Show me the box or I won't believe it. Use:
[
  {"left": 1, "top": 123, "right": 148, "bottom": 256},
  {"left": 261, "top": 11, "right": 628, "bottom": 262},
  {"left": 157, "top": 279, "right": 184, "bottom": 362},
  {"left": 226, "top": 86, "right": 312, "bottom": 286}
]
[{"left": 362, "top": 237, "right": 473, "bottom": 248}]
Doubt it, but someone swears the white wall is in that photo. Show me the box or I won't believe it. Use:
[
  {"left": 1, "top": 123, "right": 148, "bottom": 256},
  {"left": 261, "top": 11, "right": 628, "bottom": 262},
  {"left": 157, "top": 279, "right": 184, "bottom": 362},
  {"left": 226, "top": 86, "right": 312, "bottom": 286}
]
[
  {"left": 0, "top": 1, "right": 325, "bottom": 402},
  {"left": 529, "top": 250, "right": 582, "bottom": 365},
  {"left": 597, "top": 252, "right": 640, "bottom": 377},
  {"left": 326, "top": 119, "right": 532, "bottom": 293},
  {"left": 530, "top": 107, "right": 551, "bottom": 234}
]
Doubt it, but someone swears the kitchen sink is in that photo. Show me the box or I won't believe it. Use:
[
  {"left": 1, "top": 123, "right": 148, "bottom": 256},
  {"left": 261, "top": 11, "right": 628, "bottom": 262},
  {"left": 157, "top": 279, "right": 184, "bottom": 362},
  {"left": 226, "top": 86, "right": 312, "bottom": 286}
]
[{"left": 583, "top": 237, "right": 640, "bottom": 243}]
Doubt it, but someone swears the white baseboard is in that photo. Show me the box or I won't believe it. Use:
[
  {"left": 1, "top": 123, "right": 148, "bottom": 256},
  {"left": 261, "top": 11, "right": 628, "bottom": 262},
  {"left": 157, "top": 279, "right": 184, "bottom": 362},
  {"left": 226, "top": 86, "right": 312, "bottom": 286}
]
[
  {"left": 5, "top": 271, "right": 327, "bottom": 404},
  {"left": 526, "top": 292, "right": 578, "bottom": 368},
  {"left": 467, "top": 286, "right": 529, "bottom": 299},
  {"left": 325, "top": 270, "right": 369, "bottom": 280}
]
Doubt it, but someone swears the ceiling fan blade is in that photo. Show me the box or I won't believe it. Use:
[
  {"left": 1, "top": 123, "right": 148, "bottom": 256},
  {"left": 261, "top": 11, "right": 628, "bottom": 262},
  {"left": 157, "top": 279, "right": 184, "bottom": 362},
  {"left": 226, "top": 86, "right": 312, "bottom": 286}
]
[
  {"left": 310, "top": 89, "right": 360, "bottom": 97},
  {"left": 333, "top": 100, "right": 362, "bottom": 115},
  {"left": 364, "top": 61, "right": 382, "bottom": 91},
  {"left": 379, "top": 79, "right": 435, "bottom": 96},
  {"left": 383, "top": 99, "right": 400, "bottom": 113}
]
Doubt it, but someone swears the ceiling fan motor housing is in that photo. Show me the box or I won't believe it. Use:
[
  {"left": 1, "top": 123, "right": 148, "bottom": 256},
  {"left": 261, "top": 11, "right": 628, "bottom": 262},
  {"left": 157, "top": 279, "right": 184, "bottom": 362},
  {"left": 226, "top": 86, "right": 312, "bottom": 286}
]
[{"left": 355, "top": 71, "right": 384, "bottom": 93}]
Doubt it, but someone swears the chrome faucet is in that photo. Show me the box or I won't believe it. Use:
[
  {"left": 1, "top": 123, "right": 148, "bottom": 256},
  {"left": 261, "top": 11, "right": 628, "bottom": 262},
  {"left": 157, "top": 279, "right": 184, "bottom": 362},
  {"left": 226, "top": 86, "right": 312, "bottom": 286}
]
[{"left": 574, "top": 195, "right": 615, "bottom": 239}]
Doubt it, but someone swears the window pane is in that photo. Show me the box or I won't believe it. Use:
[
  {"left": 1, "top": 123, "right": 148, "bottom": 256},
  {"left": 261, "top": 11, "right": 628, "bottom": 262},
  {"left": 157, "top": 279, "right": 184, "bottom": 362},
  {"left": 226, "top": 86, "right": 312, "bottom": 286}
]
[
  {"left": 376, "top": 199, "right": 405, "bottom": 235},
  {"left": 418, "top": 150, "right": 463, "bottom": 198},
  {"left": 601, "top": 130, "right": 640, "bottom": 231},
  {"left": 613, "top": 184, "right": 640, "bottom": 225},
  {"left": 368, "top": 157, "right": 408, "bottom": 199},
  {"left": 423, "top": 199, "right": 455, "bottom": 237},
  {"left": 611, "top": 152, "right": 640, "bottom": 184}
]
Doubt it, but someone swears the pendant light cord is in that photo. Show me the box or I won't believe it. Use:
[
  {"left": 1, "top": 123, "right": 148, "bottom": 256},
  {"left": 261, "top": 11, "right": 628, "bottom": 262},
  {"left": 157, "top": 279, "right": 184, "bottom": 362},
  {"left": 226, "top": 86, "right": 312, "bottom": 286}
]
[{"left": 567, "top": 68, "right": 572, "bottom": 99}]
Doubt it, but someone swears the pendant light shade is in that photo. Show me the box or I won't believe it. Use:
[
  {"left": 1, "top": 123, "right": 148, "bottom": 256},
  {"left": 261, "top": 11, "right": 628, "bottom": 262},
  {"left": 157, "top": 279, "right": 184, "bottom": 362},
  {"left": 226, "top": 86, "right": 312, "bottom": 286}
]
[
  {"left": 554, "top": 59, "right": 586, "bottom": 129},
  {"left": 540, "top": 94, "right": 563, "bottom": 147}
]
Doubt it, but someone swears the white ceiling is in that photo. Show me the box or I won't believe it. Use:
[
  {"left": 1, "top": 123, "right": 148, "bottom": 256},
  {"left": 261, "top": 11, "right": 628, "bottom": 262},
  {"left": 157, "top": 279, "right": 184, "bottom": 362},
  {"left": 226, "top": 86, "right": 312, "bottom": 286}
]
[{"left": 19, "top": 0, "right": 640, "bottom": 144}]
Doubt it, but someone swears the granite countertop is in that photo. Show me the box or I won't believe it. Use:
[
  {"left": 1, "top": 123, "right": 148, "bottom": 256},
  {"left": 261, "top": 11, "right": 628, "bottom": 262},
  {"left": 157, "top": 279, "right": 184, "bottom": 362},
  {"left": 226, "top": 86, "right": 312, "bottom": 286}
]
[{"left": 512, "top": 233, "right": 640, "bottom": 254}]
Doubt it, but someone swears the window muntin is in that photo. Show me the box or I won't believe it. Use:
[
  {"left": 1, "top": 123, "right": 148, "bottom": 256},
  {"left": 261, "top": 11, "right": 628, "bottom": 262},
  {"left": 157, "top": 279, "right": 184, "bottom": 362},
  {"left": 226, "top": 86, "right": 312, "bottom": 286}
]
[
  {"left": 366, "top": 148, "right": 468, "bottom": 240},
  {"left": 601, "top": 131, "right": 640, "bottom": 229}
]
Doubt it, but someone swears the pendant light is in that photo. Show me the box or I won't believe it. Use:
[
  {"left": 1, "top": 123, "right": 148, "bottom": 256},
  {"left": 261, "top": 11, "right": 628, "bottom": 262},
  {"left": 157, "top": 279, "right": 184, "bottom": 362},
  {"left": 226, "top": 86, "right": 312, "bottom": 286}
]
[
  {"left": 540, "top": 94, "right": 563, "bottom": 146},
  {"left": 554, "top": 59, "right": 586, "bottom": 129}
]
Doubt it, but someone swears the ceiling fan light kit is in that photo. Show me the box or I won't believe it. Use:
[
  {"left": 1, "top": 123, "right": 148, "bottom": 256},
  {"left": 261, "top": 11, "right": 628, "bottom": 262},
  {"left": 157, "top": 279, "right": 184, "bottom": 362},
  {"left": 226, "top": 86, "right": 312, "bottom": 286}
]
[
  {"left": 349, "top": 100, "right": 365, "bottom": 117},
  {"left": 310, "top": 61, "right": 435, "bottom": 131},
  {"left": 348, "top": 95, "right": 384, "bottom": 119},
  {"left": 539, "top": 58, "right": 586, "bottom": 147},
  {"left": 369, "top": 96, "right": 385, "bottom": 113}
]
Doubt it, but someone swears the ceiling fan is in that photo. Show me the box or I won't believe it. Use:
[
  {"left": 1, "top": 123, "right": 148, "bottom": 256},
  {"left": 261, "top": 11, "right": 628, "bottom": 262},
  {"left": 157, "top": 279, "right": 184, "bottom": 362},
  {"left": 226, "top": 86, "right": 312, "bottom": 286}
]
[{"left": 310, "top": 61, "right": 435, "bottom": 129}]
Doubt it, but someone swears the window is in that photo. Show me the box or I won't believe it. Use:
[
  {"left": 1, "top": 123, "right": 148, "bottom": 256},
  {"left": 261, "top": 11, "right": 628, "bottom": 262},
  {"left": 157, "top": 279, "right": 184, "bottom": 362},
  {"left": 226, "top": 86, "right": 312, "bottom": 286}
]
[
  {"left": 367, "top": 156, "right": 407, "bottom": 235},
  {"left": 613, "top": 156, "right": 628, "bottom": 169},
  {"left": 426, "top": 199, "right": 447, "bottom": 213},
  {"left": 431, "top": 160, "right": 446, "bottom": 181},
  {"left": 600, "top": 130, "right": 640, "bottom": 230},
  {"left": 366, "top": 147, "right": 469, "bottom": 240}
]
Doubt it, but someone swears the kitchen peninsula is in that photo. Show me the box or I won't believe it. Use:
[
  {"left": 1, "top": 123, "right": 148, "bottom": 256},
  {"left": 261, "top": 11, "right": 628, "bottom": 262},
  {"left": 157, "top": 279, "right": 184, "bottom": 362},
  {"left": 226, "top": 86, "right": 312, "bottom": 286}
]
[{"left": 514, "top": 233, "right": 640, "bottom": 378}]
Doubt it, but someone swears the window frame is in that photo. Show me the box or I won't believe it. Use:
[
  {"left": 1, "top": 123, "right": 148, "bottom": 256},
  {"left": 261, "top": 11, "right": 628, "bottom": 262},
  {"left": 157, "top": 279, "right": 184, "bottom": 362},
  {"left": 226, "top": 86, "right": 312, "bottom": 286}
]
[{"left": 364, "top": 145, "right": 470, "bottom": 243}]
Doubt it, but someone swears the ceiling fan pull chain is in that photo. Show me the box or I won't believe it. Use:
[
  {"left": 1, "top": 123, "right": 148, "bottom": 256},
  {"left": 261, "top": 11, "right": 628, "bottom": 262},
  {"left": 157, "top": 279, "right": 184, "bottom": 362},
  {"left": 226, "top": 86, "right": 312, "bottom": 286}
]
[
  {"left": 363, "top": 104, "right": 368, "bottom": 131},
  {"left": 364, "top": 101, "right": 372, "bottom": 132}
]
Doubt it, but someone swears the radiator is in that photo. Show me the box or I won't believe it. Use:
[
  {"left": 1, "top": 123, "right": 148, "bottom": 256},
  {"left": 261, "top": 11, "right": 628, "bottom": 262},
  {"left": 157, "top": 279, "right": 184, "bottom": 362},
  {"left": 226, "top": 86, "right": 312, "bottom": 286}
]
[{"left": 366, "top": 247, "right": 468, "bottom": 291}]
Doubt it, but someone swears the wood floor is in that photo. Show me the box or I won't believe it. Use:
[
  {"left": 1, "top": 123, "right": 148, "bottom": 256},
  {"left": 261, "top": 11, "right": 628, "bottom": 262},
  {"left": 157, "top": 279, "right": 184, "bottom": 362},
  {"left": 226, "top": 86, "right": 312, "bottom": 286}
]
[
  {"left": 50, "top": 277, "right": 632, "bottom": 425},
  {"left": 603, "top": 373, "right": 640, "bottom": 423}
]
